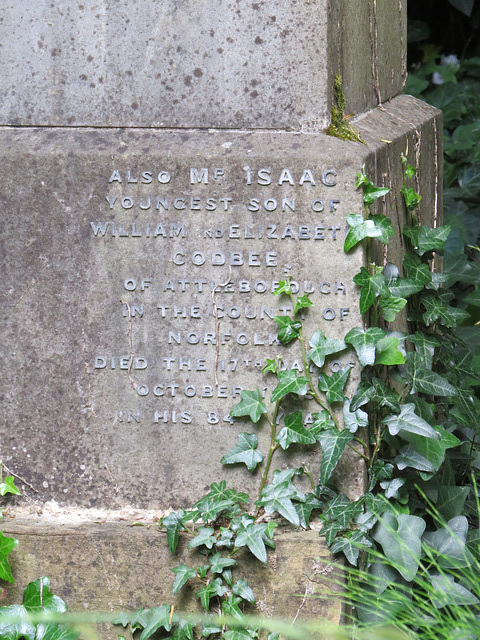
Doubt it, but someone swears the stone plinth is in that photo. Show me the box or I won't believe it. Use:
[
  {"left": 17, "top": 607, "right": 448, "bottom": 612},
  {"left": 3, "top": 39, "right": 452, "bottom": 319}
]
[
  {"left": 0, "top": 95, "right": 440, "bottom": 511},
  {"left": 2, "top": 518, "right": 343, "bottom": 634}
]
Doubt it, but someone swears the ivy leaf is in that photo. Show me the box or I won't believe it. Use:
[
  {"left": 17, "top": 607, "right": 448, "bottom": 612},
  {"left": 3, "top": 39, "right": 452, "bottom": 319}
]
[
  {"left": 454, "top": 384, "right": 480, "bottom": 431},
  {"left": 320, "top": 521, "right": 344, "bottom": 546},
  {"left": 0, "top": 605, "right": 36, "bottom": 640},
  {"left": 187, "top": 527, "right": 216, "bottom": 550},
  {"left": 274, "top": 316, "right": 301, "bottom": 343},
  {"left": 323, "top": 494, "right": 363, "bottom": 529},
  {"left": 423, "top": 516, "right": 472, "bottom": 569},
  {"left": 370, "top": 215, "right": 396, "bottom": 244},
  {"left": 0, "top": 477, "right": 20, "bottom": 496},
  {"left": 234, "top": 521, "right": 269, "bottom": 563},
  {"left": 307, "top": 330, "right": 347, "bottom": 367},
  {"left": 383, "top": 403, "right": 440, "bottom": 439},
  {"left": 216, "top": 528, "right": 234, "bottom": 549},
  {"left": 344, "top": 214, "right": 394, "bottom": 252},
  {"left": 318, "top": 367, "right": 351, "bottom": 403},
  {"left": 223, "top": 630, "right": 257, "bottom": 640},
  {"left": 331, "top": 531, "right": 373, "bottom": 566},
  {"left": 294, "top": 294, "right": 313, "bottom": 314},
  {"left": 172, "top": 620, "right": 195, "bottom": 640},
  {"left": 401, "top": 186, "right": 422, "bottom": 211},
  {"left": 262, "top": 358, "right": 278, "bottom": 374},
  {"left": 430, "top": 573, "right": 479, "bottom": 608},
  {"left": 209, "top": 553, "right": 237, "bottom": 575},
  {"left": 221, "top": 595, "right": 245, "bottom": 622},
  {"left": 22, "top": 577, "right": 67, "bottom": 614},
  {"left": 162, "top": 510, "right": 186, "bottom": 554},
  {"left": 395, "top": 445, "right": 436, "bottom": 473},
  {"left": 421, "top": 293, "right": 470, "bottom": 328},
  {"left": 230, "top": 389, "right": 267, "bottom": 423},
  {"left": 404, "top": 352, "right": 457, "bottom": 396},
  {"left": 343, "top": 400, "right": 368, "bottom": 434},
  {"left": 255, "top": 481, "right": 300, "bottom": 526},
  {"left": 207, "top": 481, "right": 249, "bottom": 505},
  {"left": 273, "top": 279, "right": 291, "bottom": 295},
  {"left": 172, "top": 565, "right": 196, "bottom": 595},
  {"left": 276, "top": 411, "right": 316, "bottom": 450},
  {"left": 295, "top": 493, "right": 323, "bottom": 529},
  {"left": 358, "top": 179, "right": 390, "bottom": 204},
  {"left": 35, "top": 623, "right": 80, "bottom": 640},
  {"left": 407, "top": 332, "right": 440, "bottom": 369},
  {"left": 196, "top": 579, "right": 227, "bottom": 611},
  {"left": 112, "top": 608, "right": 149, "bottom": 631},
  {"left": 399, "top": 426, "right": 461, "bottom": 473},
  {"left": 193, "top": 497, "right": 236, "bottom": 523},
  {"left": 350, "top": 372, "right": 401, "bottom": 413},
  {"left": 271, "top": 370, "right": 309, "bottom": 402},
  {"left": 0, "top": 532, "right": 19, "bottom": 583},
  {"left": 353, "top": 268, "right": 388, "bottom": 314},
  {"left": 380, "top": 477, "right": 406, "bottom": 499},
  {"left": 437, "top": 486, "right": 470, "bottom": 521},
  {"left": 318, "top": 430, "right": 354, "bottom": 485},
  {"left": 345, "top": 327, "right": 385, "bottom": 366},
  {"left": 192, "top": 482, "right": 247, "bottom": 522},
  {"left": 402, "top": 159, "right": 416, "bottom": 179},
  {"left": 374, "top": 336, "right": 405, "bottom": 365},
  {"left": 221, "top": 433, "right": 264, "bottom": 472},
  {"left": 403, "top": 253, "right": 432, "bottom": 286},
  {"left": 403, "top": 224, "right": 451, "bottom": 255},
  {"left": 0, "top": 583, "right": 75, "bottom": 640},
  {"left": 139, "top": 605, "right": 174, "bottom": 640},
  {"left": 310, "top": 411, "right": 336, "bottom": 439},
  {"left": 269, "top": 469, "right": 306, "bottom": 504},
  {"left": 378, "top": 296, "right": 408, "bottom": 323},
  {"left": 372, "top": 513, "right": 426, "bottom": 582},
  {"left": 232, "top": 579, "right": 256, "bottom": 604},
  {"left": 202, "top": 622, "right": 222, "bottom": 637},
  {"left": 387, "top": 277, "right": 424, "bottom": 298}
]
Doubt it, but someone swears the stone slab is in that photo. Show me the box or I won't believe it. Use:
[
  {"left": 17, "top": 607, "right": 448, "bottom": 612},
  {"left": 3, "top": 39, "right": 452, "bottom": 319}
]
[
  {"left": 1, "top": 0, "right": 405, "bottom": 130},
  {"left": 2, "top": 519, "right": 343, "bottom": 632},
  {"left": 0, "top": 95, "right": 441, "bottom": 511}
]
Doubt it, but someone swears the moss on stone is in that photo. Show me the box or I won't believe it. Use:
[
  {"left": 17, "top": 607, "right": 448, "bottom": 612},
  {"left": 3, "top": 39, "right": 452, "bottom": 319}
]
[{"left": 325, "top": 74, "right": 366, "bottom": 144}]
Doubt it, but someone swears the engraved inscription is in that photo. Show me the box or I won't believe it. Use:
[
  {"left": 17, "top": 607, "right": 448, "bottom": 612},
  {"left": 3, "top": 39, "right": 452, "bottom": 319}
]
[{"left": 92, "top": 161, "right": 360, "bottom": 426}]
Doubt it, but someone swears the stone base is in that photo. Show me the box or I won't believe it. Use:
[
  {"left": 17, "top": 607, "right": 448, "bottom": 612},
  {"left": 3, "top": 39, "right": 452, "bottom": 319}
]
[{"left": 2, "top": 518, "right": 343, "bottom": 634}]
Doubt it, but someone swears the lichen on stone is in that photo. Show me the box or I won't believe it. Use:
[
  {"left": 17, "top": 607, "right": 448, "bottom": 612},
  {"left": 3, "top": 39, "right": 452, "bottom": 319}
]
[{"left": 325, "top": 74, "right": 366, "bottom": 144}]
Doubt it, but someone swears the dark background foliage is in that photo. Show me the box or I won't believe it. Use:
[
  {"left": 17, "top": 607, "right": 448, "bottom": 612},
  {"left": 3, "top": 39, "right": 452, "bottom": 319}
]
[{"left": 409, "top": 0, "right": 480, "bottom": 61}]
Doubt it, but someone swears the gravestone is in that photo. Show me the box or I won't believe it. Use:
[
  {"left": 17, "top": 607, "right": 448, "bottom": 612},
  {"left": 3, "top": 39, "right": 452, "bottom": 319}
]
[{"left": 1, "top": 0, "right": 441, "bottom": 627}]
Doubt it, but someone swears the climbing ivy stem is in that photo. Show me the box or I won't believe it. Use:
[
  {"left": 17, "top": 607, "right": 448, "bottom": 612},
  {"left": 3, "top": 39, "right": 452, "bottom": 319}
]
[
  {"left": 258, "top": 401, "right": 281, "bottom": 498},
  {"left": 369, "top": 425, "right": 384, "bottom": 468},
  {"left": 304, "top": 466, "right": 316, "bottom": 491}
]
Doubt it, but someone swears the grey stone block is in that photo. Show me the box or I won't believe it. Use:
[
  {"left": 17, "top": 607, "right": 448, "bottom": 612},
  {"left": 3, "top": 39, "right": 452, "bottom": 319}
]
[
  {"left": 0, "top": 95, "right": 441, "bottom": 511},
  {"left": 1, "top": 0, "right": 405, "bottom": 129},
  {"left": 2, "top": 519, "right": 343, "bottom": 631}
]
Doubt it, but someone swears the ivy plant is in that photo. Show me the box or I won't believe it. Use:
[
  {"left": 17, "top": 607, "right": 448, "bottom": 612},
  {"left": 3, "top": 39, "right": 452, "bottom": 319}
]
[{"left": 0, "top": 468, "right": 19, "bottom": 584}]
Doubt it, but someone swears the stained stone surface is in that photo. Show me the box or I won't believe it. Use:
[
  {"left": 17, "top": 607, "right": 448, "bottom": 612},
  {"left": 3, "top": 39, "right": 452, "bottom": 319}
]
[
  {"left": 2, "top": 519, "right": 342, "bottom": 631},
  {"left": 0, "top": 95, "right": 441, "bottom": 510},
  {"left": 1, "top": 0, "right": 405, "bottom": 130}
]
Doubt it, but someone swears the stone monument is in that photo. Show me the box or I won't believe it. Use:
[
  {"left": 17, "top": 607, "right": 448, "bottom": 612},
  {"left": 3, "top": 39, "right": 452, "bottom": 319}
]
[{"left": 1, "top": 0, "right": 441, "bottom": 628}]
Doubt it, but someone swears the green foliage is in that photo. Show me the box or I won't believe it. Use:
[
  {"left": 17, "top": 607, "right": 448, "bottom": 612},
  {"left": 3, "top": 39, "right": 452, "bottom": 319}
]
[
  {"left": 325, "top": 74, "right": 365, "bottom": 143},
  {"left": 0, "top": 578, "right": 79, "bottom": 640},
  {"left": 0, "top": 472, "right": 19, "bottom": 583}
]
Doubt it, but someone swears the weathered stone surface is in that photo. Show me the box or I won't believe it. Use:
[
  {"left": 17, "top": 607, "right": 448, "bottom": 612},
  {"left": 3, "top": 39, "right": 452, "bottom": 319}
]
[
  {"left": 2, "top": 518, "right": 343, "bottom": 631},
  {"left": 0, "top": 95, "right": 441, "bottom": 510},
  {"left": 1, "top": 1, "right": 405, "bottom": 130}
]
